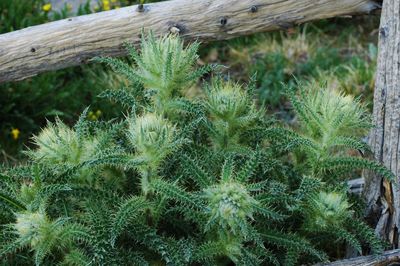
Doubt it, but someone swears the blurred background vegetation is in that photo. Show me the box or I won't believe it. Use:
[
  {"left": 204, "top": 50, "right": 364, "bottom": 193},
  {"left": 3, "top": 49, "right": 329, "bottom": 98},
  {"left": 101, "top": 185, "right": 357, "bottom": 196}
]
[{"left": 0, "top": 0, "right": 380, "bottom": 164}]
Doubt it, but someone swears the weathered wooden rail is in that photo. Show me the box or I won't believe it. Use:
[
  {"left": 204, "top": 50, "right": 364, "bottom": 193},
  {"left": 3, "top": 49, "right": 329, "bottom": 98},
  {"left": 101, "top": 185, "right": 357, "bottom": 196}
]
[{"left": 0, "top": 0, "right": 381, "bottom": 83}]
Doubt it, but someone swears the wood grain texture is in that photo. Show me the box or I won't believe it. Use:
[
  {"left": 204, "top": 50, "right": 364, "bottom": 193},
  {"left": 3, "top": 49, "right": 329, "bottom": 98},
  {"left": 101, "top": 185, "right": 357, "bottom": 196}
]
[
  {"left": 363, "top": 0, "right": 400, "bottom": 249},
  {"left": 317, "top": 249, "right": 400, "bottom": 266},
  {"left": 0, "top": 0, "right": 381, "bottom": 83}
]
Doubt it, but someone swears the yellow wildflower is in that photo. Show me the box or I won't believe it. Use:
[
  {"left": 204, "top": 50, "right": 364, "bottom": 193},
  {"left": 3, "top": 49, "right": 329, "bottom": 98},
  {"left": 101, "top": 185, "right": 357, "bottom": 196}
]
[
  {"left": 111, "top": 0, "right": 117, "bottom": 2},
  {"left": 42, "top": 3, "right": 52, "bottom": 12},
  {"left": 102, "top": 0, "right": 111, "bottom": 10},
  {"left": 87, "top": 109, "right": 102, "bottom": 121},
  {"left": 11, "top": 128, "right": 20, "bottom": 140},
  {"left": 88, "top": 111, "right": 97, "bottom": 121}
]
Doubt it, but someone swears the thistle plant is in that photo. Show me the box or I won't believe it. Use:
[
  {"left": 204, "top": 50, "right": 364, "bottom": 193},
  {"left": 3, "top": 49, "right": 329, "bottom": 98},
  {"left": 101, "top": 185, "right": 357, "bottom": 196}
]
[
  {"left": 127, "top": 112, "right": 177, "bottom": 195},
  {"left": 95, "top": 33, "right": 212, "bottom": 117},
  {"left": 204, "top": 181, "right": 257, "bottom": 236},
  {"left": 28, "top": 118, "right": 98, "bottom": 166},
  {"left": 136, "top": 34, "right": 198, "bottom": 98},
  {"left": 25, "top": 115, "right": 126, "bottom": 187},
  {"left": 265, "top": 83, "right": 394, "bottom": 183},
  {"left": 303, "top": 190, "right": 383, "bottom": 255},
  {"left": 306, "top": 191, "right": 350, "bottom": 229},
  {"left": 0, "top": 169, "right": 89, "bottom": 265},
  {"left": 128, "top": 113, "right": 176, "bottom": 169},
  {"left": 0, "top": 34, "right": 390, "bottom": 265},
  {"left": 197, "top": 157, "right": 288, "bottom": 264},
  {"left": 6, "top": 210, "right": 89, "bottom": 265},
  {"left": 205, "top": 79, "right": 261, "bottom": 150}
]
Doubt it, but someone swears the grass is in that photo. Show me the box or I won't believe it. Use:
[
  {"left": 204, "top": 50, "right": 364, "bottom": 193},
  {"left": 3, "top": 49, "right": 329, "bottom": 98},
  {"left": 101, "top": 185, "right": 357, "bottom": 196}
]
[{"left": 198, "top": 16, "right": 379, "bottom": 115}]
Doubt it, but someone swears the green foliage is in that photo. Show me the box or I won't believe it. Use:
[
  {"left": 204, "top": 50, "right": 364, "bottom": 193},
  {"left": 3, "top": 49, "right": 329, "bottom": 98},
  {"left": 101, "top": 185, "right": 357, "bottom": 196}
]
[
  {"left": 94, "top": 33, "right": 213, "bottom": 118},
  {"left": 0, "top": 34, "right": 388, "bottom": 265},
  {"left": 265, "top": 83, "right": 394, "bottom": 184},
  {"left": 301, "top": 190, "right": 383, "bottom": 255},
  {"left": 0, "top": 0, "right": 47, "bottom": 34},
  {"left": 28, "top": 118, "right": 97, "bottom": 165}
]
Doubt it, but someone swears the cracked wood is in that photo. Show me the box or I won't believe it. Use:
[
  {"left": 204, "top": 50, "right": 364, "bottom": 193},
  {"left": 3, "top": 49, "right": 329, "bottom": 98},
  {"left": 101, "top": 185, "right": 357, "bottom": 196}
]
[{"left": 364, "top": 0, "right": 400, "bottom": 249}]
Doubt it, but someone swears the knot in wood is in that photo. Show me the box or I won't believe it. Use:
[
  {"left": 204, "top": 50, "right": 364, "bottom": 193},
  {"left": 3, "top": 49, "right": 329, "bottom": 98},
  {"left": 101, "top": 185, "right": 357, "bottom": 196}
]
[
  {"left": 220, "top": 17, "right": 227, "bottom": 26},
  {"left": 251, "top": 5, "right": 258, "bottom": 13},
  {"left": 380, "top": 26, "right": 388, "bottom": 38},
  {"left": 137, "top": 4, "right": 145, "bottom": 12}
]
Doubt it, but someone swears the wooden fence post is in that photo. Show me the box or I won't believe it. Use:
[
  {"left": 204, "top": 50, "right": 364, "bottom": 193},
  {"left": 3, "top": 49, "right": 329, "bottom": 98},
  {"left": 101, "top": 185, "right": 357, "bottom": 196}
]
[{"left": 363, "top": 0, "right": 400, "bottom": 250}]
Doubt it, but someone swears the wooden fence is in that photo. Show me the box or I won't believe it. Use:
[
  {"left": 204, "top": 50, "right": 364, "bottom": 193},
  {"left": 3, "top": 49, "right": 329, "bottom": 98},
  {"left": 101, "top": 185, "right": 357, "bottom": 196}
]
[{"left": 0, "top": 0, "right": 381, "bottom": 83}]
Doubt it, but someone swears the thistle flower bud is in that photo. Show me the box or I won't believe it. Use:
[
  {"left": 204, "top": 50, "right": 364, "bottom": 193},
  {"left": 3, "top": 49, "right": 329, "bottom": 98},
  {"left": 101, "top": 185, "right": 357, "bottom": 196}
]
[
  {"left": 204, "top": 181, "right": 257, "bottom": 235},
  {"left": 205, "top": 80, "right": 259, "bottom": 149},
  {"left": 128, "top": 113, "right": 175, "bottom": 167},
  {"left": 296, "top": 85, "right": 371, "bottom": 139},
  {"left": 138, "top": 34, "right": 199, "bottom": 99},
  {"left": 14, "top": 211, "right": 49, "bottom": 248},
  {"left": 20, "top": 183, "right": 37, "bottom": 205},
  {"left": 30, "top": 120, "right": 98, "bottom": 165},
  {"left": 206, "top": 80, "right": 250, "bottom": 123},
  {"left": 306, "top": 191, "right": 350, "bottom": 229}
]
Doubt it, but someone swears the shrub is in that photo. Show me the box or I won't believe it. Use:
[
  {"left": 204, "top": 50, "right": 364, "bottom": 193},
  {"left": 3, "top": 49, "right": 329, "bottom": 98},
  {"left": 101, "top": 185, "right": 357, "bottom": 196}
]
[{"left": 0, "top": 34, "right": 391, "bottom": 265}]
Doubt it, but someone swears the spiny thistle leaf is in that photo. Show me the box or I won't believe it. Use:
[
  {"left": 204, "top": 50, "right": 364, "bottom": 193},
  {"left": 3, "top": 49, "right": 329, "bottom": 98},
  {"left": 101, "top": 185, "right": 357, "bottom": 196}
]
[
  {"left": 321, "top": 157, "right": 395, "bottom": 181},
  {"left": 111, "top": 196, "right": 149, "bottom": 245},
  {"left": 98, "top": 88, "right": 137, "bottom": 109},
  {"left": 0, "top": 191, "right": 26, "bottom": 211},
  {"left": 347, "top": 218, "right": 384, "bottom": 254},
  {"left": 236, "top": 150, "right": 261, "bottom": 182},
  {"left": 61, "top": 248, "right": 92, "bottom": 266},
  {"left": 151, "top": 178, "right": 200, "bottom": 207},
  {"left": 220, "top": 157, "right": 234, "bottom": 182},
  {"left": 334, "top": 226, "right": 362, "bottom": 253},
  {"left": 92, "top": 56, "right": 140, "bottom": 84},
  {"left": 181, "top": 154, "right": 212, "bottom": 188},
  {"left": 330, "top": 136, "right": 371, "bottom": 153},
  {"left": 262, "top": 229, "right": 328, "bottom": 262}
]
